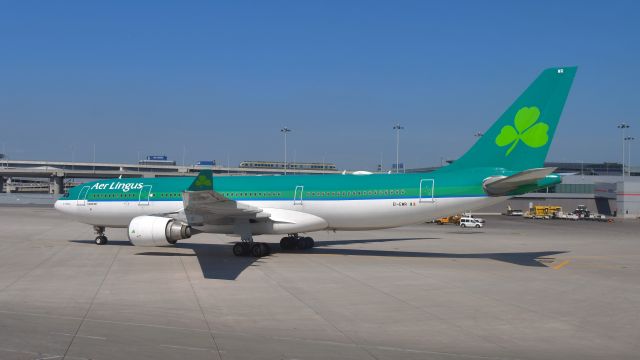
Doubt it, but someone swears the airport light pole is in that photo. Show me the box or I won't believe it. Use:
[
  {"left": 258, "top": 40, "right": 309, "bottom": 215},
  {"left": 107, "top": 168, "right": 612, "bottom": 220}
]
[
  {"left": 70, "top": 145, "right": 75, "bottom": 171},
  {"left": 625, "top": 136, "right": 635, "bottom": 177},
  {"left": 281, "top": 127, "right": 292, "bottom": 175},
  {"left": 618, "top": 123, "right": 630, "bottom": 180},
  {"left": 393, "top": 124, "right": 404, "bottom": 173}
]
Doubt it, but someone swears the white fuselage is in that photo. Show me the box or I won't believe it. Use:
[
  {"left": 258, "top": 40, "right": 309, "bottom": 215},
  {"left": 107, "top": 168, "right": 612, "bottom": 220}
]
[{"left": 55, "top": 195, "right": 506, "bottom": 235}]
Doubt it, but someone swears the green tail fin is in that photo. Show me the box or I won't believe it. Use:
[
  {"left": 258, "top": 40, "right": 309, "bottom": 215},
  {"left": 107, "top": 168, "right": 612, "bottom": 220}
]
[
  {"left": 188, "top": 170, "right": 214, "bottom": 191},
  {"left": 447, "top": 67, "right": 577, "bottom": 172}
]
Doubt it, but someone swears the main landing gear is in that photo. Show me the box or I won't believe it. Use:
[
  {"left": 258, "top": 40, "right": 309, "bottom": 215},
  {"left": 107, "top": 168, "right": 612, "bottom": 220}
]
[
  {"left": 232, "top": 234, "right": 316, "bottom": 258},
  {"left": 280, "top": 234, "right": 315, "bottom": 251},
  {"left": 232, "top": 233, "right": 272, "bottom": 258},
  {"left": 232, "top": 241, "right": 271, "bottom": 258},
  {"left": 93, "top": 226, "right": 108, "bottom": 245}
]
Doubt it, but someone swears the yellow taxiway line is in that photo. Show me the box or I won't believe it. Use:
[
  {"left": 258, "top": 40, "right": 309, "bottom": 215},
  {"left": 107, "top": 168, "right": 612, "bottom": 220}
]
[{"left": 552, "top": 260, "right": 571, "bottom": 270}]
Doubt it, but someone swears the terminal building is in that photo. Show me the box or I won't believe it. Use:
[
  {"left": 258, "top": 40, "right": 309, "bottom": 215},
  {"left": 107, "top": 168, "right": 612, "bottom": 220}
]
[
  {"left": 499, "top": 162, "right": 639, "bottom": 218},
  {"left": 0, "top": 158, "right": 340, "bottom": 195},
  {"left": 480, "top": 174, "right": 640, "bottom": 219},
  {"left": 408, "top": 162, "right": 640, "bottom": 219}
]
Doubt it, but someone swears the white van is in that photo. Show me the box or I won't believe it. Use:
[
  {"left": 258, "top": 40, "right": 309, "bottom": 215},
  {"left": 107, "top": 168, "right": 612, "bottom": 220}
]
[{"left": 459, "top": 217, "right": 483, "bottom": 228}]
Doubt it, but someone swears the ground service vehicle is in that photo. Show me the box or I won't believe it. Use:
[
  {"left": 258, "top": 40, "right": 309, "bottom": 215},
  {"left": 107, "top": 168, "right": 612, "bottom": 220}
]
[
  {"left": 531, "top": 205, "right": 562, "bottom": 217},
  {"left": 435, "top": 215, "right": 461, "bottom": 225},
  {"left": 460, "top": 217, "right": 483, "bottom": 228}
]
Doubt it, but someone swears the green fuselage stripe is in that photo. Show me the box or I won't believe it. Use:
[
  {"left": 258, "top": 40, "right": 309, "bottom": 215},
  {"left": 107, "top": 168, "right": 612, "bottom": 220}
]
[{"left": 60, "top": 170, "right": 560, "bottom": 202}]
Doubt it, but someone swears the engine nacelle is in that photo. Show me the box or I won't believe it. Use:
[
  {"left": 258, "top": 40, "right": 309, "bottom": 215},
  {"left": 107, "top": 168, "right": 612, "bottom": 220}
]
[{"left": 128, "top": 216, "right": 191, "bottom": 246}]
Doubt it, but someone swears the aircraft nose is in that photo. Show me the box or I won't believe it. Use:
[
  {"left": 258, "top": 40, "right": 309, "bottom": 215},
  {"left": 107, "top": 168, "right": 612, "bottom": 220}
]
[{"left": 54, "top": 200, "right": 63, "bottom": 212}]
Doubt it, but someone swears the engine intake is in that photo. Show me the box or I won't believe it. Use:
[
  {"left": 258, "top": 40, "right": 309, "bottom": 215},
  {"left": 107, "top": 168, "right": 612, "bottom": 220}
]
[{"left": 128, "top": 216, "right": 191, "bottom": 246}]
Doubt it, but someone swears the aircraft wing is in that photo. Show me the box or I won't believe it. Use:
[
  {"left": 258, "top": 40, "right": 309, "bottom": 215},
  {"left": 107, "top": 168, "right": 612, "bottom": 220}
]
[
  {"left": 483, "top": 167, "right": 557, "bottom": 196},
  {"left": 180, "top": 170, "right": 268, "bottom": 225},
  {"left": 183, "top": 190, "right": 265, "bottom": 217}
]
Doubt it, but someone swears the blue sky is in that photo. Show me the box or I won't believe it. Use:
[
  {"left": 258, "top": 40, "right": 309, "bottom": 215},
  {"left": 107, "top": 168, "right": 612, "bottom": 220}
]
[{"left": 1, "top": 1, "right": 638, "bottom": 170}]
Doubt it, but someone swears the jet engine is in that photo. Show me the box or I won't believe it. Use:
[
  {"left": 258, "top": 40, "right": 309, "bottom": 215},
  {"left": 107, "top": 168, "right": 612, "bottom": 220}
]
[{"left": 128, "top": 216, "right": 191, "bottom": 246}]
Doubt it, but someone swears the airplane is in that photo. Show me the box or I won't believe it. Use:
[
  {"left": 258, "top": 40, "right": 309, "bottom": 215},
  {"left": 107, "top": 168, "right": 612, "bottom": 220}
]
[{"left": 55, "top": 66, "right": 576, "bottom": 258}]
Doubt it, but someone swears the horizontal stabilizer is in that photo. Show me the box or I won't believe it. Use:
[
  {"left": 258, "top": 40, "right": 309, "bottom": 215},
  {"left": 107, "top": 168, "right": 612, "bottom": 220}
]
[{"left": 483, "top": 167, "right": 557, "bottom": 196}]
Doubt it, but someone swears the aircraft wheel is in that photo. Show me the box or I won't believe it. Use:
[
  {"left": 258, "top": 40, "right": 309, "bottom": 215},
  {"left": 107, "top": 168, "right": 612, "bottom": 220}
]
[
  {"left": 251, "top": 243, "right": 264, "bottom": 257},
  {"left": 280, "top": 237, "right": 291, "bottom": 250},
  {"left": 286, "top": 237, "right": 299, "bottom": 250},
  {"left": 233, "top": 243, "right": 246, "bottom": 256},
  {"left": 296, "top": 237, "right": 308, "bottom": 250},
  {"left": 261, "top": 243, "right": 271, "bottom": 255},
  {"left": 95, "top": 236, "right": 108, "bottom": 245},
  {"left": 304, "top": 237, "right": 315, "bottom": 249}
]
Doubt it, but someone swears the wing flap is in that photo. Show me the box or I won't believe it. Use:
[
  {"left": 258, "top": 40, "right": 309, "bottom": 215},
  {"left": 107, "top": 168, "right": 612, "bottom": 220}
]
[{"left": 183, "top": 190, "right": 264, "bottom": 217}]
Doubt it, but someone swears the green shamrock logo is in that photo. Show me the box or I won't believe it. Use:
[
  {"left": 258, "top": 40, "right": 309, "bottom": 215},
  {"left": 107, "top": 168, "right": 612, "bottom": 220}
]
[
  {"left": 194, "top": 174, "right": 212, "bottom": 187},
  {"left": 495, "top": 106, "right": 549, "bottom": 156}
]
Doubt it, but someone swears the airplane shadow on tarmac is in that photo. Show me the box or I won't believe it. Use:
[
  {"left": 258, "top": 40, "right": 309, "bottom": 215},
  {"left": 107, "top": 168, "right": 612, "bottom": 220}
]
[{"left": 71, "top": 238, "right": 568, "bottom": 280}]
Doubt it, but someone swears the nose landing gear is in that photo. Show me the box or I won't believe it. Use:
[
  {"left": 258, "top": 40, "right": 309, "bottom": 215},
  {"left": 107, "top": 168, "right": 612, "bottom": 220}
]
[{"left": 93, "top": 226, "right": 108, "bottom": 245}]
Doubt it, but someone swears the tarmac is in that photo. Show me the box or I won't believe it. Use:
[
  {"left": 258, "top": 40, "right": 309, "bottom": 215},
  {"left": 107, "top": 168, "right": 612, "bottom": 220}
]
[{"left": 0, "top": 206, "right": 639, "bottom": 359}]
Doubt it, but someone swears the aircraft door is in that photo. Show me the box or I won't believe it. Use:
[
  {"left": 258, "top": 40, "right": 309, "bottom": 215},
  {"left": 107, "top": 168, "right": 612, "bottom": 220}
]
[
  {"left": 76, "top": 186, "right": 90, "bottom": 206},
  {"left": 138, "top": 185, "right": 152, "bottom": 206},
  {"left": 293, "top": 185, "right": 304, "bottom": 205},
  {"left": 419, "top": 179, "right": 435, "bottom": 203}
]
